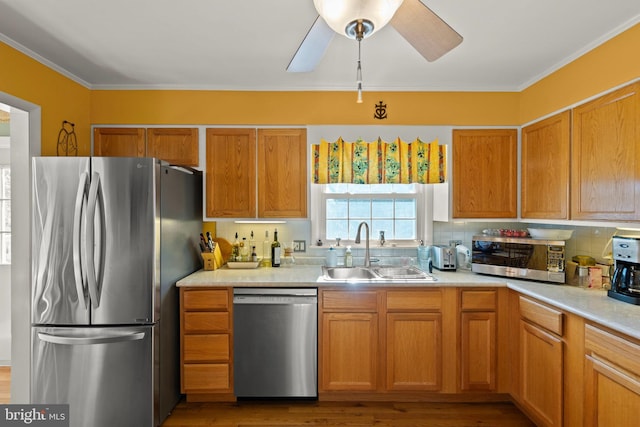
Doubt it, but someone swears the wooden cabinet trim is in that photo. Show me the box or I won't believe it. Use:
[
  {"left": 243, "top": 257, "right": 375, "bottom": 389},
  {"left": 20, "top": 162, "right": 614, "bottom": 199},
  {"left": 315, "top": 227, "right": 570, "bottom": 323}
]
[
  {"left": 386, "top": 290, "right": 442, "bottom": 311},
  {"left": 460, "top": 290, "right": 497, "bottom": 311},
  {"left": 321, "top": 290, "right": 378, "bottom": 312},
  {"left": 519, "top": 295, "right": 563, "bottom": 336},
  {"left": 585, "top": 323, "right": 640, "bottom": 377}
]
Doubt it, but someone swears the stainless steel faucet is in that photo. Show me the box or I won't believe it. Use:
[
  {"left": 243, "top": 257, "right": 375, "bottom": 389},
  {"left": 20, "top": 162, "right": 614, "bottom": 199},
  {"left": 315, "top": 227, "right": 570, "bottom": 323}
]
[{"left": 355, "top": 221, "right": 370, "bottom": 267}]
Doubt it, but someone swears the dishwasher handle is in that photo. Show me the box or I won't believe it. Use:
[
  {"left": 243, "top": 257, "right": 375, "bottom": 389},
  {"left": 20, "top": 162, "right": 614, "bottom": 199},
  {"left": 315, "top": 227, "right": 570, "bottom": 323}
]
[{"left": 233, "top": 295, "right": 317, "bottom": 305}]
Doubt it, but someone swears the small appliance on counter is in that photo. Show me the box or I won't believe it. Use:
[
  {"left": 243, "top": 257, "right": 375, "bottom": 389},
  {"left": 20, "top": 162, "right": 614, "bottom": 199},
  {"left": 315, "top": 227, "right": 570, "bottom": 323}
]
[
  {"left": 431, "top": 245, "right": 457, "bottom": 270},
  {"left": 471, "top": 235, "right": 566, "bottom": 283},
  {"left": 608, "top": 236, "right": 640, "bottom": 305}
]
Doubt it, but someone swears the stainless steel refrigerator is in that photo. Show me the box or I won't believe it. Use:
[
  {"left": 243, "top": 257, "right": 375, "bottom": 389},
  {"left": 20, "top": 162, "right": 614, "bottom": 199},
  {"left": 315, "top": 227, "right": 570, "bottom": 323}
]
[{"left": 30, "top": 157, "right": 202, "bottom": 427}]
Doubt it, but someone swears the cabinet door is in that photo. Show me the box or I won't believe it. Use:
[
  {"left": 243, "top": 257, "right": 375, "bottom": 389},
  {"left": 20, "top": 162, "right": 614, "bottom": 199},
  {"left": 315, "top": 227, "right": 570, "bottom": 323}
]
[
  {"left": 386, "top": 313, "right": 442, "bottom": 391},
  {"left": 452, "top": 129, "right": 517, "bottom": 218},
  {"left": 257, "top": 128, "right": 307, "bottom": 218},
  {"left": 93, "top": 127, "right": 146, "bottom": 157},
  {"left": 321, "top": 312, "right": 378, "bottom": 391},
  {"left": 572, "top": 82, "right": 640, "bottom": 220},
  {"left": 520, "top": 320, "right": 563, "bottom": 427},
  {"left": 206, "top": 128, "right": 256, "bottom": 218},
  {"left": 147, "top": 128, "right": 199, "bottom": 167},
  {"left": 521, "top": 111, "right": 571, "bottom": 219},
  {"left": 460, "top": 312, "right": 496, "bottom": 391}
]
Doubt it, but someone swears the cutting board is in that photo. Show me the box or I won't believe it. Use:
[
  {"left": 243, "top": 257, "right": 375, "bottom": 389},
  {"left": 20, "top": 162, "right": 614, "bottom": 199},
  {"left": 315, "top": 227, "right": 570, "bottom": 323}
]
[{"left": 213, "top": 237, "right": 233, "bottom": 263}]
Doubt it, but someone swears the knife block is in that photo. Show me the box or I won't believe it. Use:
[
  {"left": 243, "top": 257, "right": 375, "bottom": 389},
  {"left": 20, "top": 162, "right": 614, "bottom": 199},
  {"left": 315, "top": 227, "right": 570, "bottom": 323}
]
[{"left": 201, "top": 244, "right": 223, "bottom": 271}]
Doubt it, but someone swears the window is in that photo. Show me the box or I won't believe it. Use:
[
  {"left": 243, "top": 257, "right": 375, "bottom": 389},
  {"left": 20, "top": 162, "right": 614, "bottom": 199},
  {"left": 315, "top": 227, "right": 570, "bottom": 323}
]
[
  {"left": 318, "top": 183, "right": 426, "bottom": 243},
  {"left": 0, "top": 165, "right": 10, "bottom": 264}
]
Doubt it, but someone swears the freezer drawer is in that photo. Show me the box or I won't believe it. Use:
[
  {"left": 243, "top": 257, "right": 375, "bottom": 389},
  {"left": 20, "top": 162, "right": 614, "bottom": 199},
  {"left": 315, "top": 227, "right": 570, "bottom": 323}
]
[{"left": 31, "top": 326, "right": 155, "bottom": 427}]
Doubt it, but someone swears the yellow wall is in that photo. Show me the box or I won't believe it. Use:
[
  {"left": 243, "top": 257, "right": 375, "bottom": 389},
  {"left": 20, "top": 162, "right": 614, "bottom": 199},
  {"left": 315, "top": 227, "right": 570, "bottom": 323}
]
[
  {"left": 0, "top": 42, "right": 91, "bottom": 155},
  {"left": 3, "top": 22, "right": 640, "bottom": 155},
  {"left": 90, "top": 90, "right": 520, "bottom": 127},
  {"left": 519, "top": 23, "right": 640, "bottom": 124}
]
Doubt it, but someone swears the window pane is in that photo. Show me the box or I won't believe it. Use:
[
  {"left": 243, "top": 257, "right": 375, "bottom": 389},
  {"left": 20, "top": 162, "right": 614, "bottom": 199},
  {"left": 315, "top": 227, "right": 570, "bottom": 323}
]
[
  {"left": 326, "top": 199, "right": 348, "bottom": 219},
  {"left": 0, "top": 234, "right": 9, "bottom": 264},
  {"left": 326, "top": 220, "right": 348, "bottom": 241},
  {"left": 372, "top": 220, "right": 394, "bottom": 239},
  {"left": 1, "top": 168, "right": 9, "bottom": 199},
  {"left": 395, "top": 220, "right": 416, "bottom": 239},
  {"left": 395, "top": 199, "right": 416, "bottom": 218},
  {"left": 1, "top": 201, "right": 9, "bottom": 232},
  {"left": 372, "top": 199, "right": 393, "bottom": 218},
  {"left": 349, "top": 199, "right": 370, "bottom": 218}
]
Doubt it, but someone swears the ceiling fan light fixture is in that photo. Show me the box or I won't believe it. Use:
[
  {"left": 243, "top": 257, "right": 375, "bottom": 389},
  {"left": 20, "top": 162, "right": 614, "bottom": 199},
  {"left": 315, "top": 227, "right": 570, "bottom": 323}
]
[{"left": 313, "top": 0, "right": 404, "bottom": 38}]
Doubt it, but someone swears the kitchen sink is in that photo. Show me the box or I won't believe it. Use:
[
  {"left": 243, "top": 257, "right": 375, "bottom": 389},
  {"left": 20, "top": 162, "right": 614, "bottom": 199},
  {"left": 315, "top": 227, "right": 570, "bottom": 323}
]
[
  {"left": 321, "top": 266, "right": 379, "bottom": 281},
  {"left": 321, "top": 265, "right": 436, "bottom": 282}
]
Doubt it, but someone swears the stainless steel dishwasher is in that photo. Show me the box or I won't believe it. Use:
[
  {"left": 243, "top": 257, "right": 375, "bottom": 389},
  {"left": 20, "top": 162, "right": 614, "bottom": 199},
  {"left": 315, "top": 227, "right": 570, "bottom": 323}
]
[{"left": 233, "top": 288, "right": 317, "bottom": 398}]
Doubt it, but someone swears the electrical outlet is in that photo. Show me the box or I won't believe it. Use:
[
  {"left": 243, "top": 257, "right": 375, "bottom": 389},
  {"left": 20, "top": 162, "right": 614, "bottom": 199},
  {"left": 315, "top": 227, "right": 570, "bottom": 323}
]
[
  {"left": 293, "top": 240, "right": 306, "bottom": 252},
  {"left": 449, "top": 240, "right": 462, "bottom": 247}
]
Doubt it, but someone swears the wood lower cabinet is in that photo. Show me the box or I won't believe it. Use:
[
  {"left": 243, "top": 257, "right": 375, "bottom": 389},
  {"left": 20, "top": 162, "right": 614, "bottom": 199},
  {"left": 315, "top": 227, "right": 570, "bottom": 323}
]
[
  {"left": 516, "top": 295, "right": 564, "bottom": 427},
  {"left": 521, "top": 111, "right": 571, "bottom": 219},
  {"left": 320, "top": 290, "right": 379, "bottom": 391},
  {"left": 459, "top": 289, "right": 497, "bottom": 392},
  {"left": 452, "top": 129, "right": 518, "bottom": 218},
  {"left": 180, "top": 287, "right": 233, "bottom": 401},
  {"left": 386, "top": 290, "right": 443, "bottom": 391},
  {"left": 93, "top": 127, "right": 199, "bottom": 167},
  {"left": 584, "top": 324, "right": 640, "bottom": 427}
]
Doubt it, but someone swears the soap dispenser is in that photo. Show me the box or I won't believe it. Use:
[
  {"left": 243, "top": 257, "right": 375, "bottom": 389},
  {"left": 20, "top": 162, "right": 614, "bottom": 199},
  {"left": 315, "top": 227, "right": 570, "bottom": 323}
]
[
  {"left": 326, "top": 246, "right": 337, "bottom": 267},
  {"left": 345, "top": 246, "right": 353, "bottom": 267}
]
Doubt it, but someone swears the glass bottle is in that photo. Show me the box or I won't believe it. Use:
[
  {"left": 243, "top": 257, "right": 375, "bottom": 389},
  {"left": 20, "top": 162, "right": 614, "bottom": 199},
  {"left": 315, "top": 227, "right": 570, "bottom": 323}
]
[{"left": 271, "top": 228, "right": 281, "bottom": 267}]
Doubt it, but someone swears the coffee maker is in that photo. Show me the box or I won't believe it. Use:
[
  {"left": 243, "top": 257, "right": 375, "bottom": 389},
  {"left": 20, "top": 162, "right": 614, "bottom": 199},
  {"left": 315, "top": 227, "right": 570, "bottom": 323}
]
[{"left": 608, "top": 236, "right": 640, "bottom": 305}]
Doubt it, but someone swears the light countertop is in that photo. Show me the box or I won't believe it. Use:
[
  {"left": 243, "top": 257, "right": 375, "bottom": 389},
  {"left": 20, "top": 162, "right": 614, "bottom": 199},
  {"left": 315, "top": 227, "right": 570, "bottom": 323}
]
[{"left": 177, "top": 265, "right": 640, "bottom": 341}]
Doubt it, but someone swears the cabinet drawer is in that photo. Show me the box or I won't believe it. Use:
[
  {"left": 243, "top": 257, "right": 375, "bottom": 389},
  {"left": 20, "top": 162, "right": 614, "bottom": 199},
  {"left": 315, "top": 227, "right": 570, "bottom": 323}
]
[
  {"left": 461, "top": 290, "right": 496, "bottom": 311},
  {"left": 183, "top": 363, "right": 230, "bottom": 391},
  {"left": 585, "top": 324, "right": 640, "bottom": 377},
  {"left": 183, "top": 334, "right": 229, "bottom": 362},
  {"left": 183, "top": 289, "right": 229, "bottom": 311},
  {"left": 519, "top": 296, "right": 563, "bottom": 336},
  {"left": 322, "top": 290, "right": 378, "bottom": 312},
  {"left": 184, "top": 312, "right": 229, "bottom": 332},
  {"left": 386, "top": 290, "right": 442, "bottom": 311}
]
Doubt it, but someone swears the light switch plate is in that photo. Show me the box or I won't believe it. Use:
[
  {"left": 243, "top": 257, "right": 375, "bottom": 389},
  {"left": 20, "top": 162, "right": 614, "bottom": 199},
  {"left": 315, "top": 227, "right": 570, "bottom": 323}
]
[{"left": 293, "top": 240, "right": 306, "bottom": 252}]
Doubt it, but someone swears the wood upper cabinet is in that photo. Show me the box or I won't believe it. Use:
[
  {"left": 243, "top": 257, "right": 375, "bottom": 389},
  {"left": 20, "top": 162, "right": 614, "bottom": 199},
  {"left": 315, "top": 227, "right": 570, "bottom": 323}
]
[
  {"left": 452, "top": 129, "right": 518, "bottom": 218},
  {"left": 206, "top": 128, "right": 256, "bottom": 218},
  {"left": 147, "top": 128, "right": 199, "bottom": 167},
  {"left": 93, "top": 127, "right": 199, "bottom": 167},
  {"left": 584, "top": 324, "right": 640, "bottom": 427},
  {"left": 206, "top": 128, "right": 307, "bottom": 219},
  {"left": 94, "top": 127, "right": 146, "bottom": 157},
  {"left": 571, "top": 82, "right": 640, "bottom": 220},
  {"left": 521, "top": 111, "right": 571, "bottom": 219},
  {"left": 257, "top": 128, "right": 307, "bottom": 218}
]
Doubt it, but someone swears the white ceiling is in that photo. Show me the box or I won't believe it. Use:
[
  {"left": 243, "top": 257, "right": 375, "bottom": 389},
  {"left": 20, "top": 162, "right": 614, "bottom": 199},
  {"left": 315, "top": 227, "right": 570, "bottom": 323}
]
[{"left": 1, "top": 0, "right": 639, "bottom": 92}]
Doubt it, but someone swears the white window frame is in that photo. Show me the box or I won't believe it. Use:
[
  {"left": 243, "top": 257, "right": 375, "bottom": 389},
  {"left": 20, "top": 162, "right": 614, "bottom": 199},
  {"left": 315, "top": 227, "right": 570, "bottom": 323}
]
[
  {"left": 310, "top": 183, "right": 434, "bottom": 247},
  {"left": 0, "top": 164, "right": 10, "bottom": 265}
]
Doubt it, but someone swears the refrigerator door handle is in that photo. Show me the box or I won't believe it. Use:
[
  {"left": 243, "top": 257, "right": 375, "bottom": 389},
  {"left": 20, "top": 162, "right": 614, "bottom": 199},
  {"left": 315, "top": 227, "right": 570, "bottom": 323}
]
[
  {"left": 85, "top": 172, "right": 103, "bottom": 307},
  {"left": 37, "top": 331, "right": 146, "bottom": 346},
  {"left": 72, "top": 171, "right": 90, "bottom": 310}
]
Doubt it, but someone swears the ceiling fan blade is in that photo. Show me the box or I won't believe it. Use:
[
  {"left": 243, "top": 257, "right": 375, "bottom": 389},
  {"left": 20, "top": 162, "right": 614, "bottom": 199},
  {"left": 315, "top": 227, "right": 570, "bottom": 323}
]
[
  {"left": 287, "top": 16, "right": 335, "bottom": 72},
  {"left": 391, "top": 0, "right": 463, "bottom": 62}
]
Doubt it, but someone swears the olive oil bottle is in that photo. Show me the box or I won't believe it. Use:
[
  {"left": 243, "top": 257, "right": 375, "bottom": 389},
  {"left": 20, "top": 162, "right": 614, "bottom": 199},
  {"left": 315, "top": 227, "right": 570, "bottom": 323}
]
[{"left": 271, "top": 228, "right": 281, "bottom": 267}]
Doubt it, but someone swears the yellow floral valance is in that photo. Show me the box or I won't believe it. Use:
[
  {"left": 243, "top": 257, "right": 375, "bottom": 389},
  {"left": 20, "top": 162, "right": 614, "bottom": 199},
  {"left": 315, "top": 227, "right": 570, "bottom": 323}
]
[{"left": 311, "top": 137, "right": 446, "bottom": 184}]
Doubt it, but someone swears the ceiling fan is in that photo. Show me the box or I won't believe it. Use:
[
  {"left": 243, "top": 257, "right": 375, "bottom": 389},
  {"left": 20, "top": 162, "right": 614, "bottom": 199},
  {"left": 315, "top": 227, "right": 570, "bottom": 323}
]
[{"left": 287, "top": 0, "right": 463, "bottom": 73}]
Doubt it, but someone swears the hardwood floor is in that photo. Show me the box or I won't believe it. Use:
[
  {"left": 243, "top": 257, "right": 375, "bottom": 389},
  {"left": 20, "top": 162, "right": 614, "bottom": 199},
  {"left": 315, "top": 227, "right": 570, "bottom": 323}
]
[
  {"left": 162, "top": 399, "right": 535, "bottom": 427},
  {"left": 0, "top": 367, "right": 534, "bottom": 426},
  {"left": 0, "top": 366, "right": 10, "bottom": 404}
]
